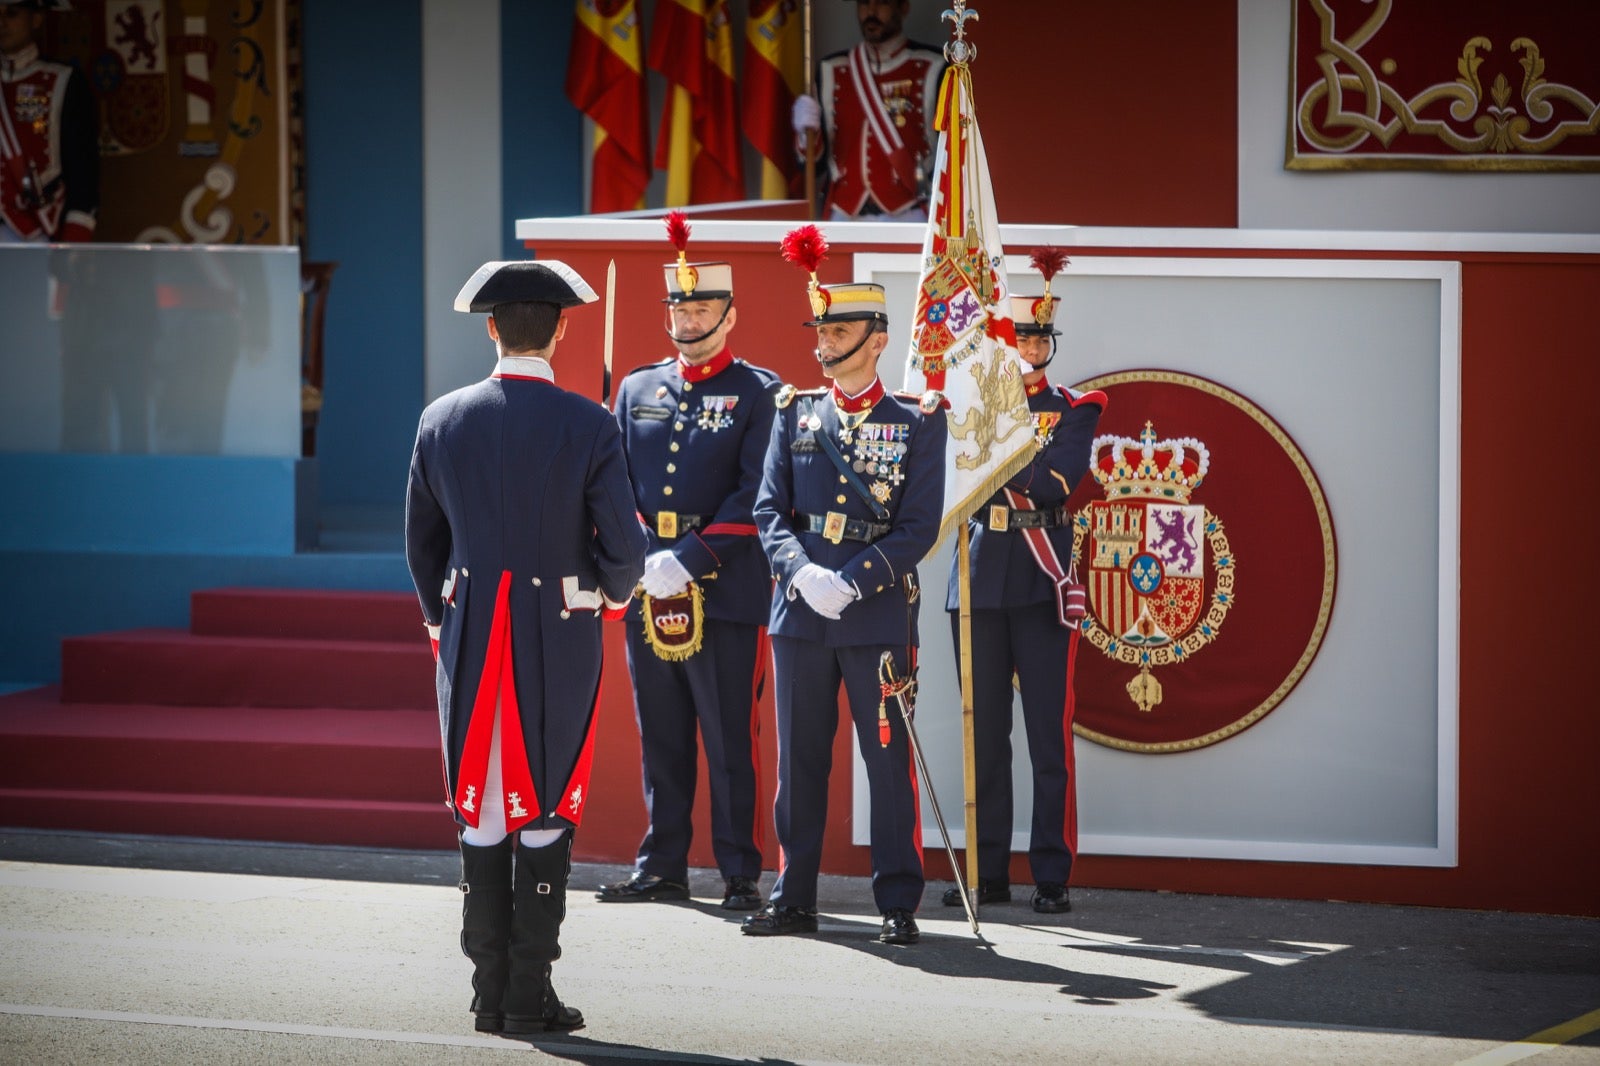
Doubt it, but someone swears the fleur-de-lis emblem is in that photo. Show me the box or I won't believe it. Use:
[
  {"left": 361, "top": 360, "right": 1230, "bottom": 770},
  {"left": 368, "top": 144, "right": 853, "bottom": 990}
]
[{"left": 942, "top": 1, "right": 979, "bottom": 65}]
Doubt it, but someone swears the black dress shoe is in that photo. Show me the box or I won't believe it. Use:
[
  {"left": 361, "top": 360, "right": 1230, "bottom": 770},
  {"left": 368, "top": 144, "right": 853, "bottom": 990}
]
[
  {"left": 593, "top": 872, "right": 690, "bottom": 903},
  {"left": 740, "top": 903, "right": 818, "bottom": 936},
  {"left": 879, "top": 908, "right": 920, "bottom": 945},
  {"left": 1031, "top": 882, "right": 1072, "bottom": 914},
  {"left": 722, "top": 876, "right": 762, "bottom": 911},
  {"left": 941, "top": 879, "right": 1010, "bottom": 907}
]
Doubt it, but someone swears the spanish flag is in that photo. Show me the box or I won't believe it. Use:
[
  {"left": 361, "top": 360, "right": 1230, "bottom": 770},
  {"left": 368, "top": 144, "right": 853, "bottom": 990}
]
[
  {"left": 743, "top": 0, "right": 803, "bottom": 199},
  {"left": 564, "top": 0, "right": 650, "bottom": 213},
  {"left": 649, "top": 0, "right": 744, "bottom": 206}
]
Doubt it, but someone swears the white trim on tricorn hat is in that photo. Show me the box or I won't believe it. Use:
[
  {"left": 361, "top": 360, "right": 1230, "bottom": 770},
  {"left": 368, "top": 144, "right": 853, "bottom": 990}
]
[{"left": 453, "top": 260, "right": 598, "bottom": 313}]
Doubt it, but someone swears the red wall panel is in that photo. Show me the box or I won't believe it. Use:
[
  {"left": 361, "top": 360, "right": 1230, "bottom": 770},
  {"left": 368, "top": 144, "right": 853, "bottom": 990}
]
[{"left": 978, "top": 1, "right": 1238, "bottom": 227}]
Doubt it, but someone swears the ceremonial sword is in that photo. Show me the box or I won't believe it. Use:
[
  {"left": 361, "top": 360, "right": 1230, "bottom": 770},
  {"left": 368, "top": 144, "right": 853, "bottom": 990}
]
[{"left": 879, "top": 651, "right": 980, "bottom": 934}]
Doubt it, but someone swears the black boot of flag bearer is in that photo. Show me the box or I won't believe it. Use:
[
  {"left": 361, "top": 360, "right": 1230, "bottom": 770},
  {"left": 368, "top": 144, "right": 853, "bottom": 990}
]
[
  {"left": 458, "top": 835, "right": 515, "bottom": 1033},
  {"left": 503, "top": 834, "right": 584, "bottom": 1035}
]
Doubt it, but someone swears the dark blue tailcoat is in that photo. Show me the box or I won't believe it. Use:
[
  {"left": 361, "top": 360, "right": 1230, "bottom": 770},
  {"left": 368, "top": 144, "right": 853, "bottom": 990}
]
[{"left": 406, "top": 364, "right": 646, "bottom": 830}]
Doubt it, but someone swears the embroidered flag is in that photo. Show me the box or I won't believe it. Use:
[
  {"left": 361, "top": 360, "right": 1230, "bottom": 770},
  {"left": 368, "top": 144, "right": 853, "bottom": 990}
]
[
  {"left": 564, "top": 0, "right": 650, "bottom": 212},
  {"left": 901, "top": 57, "right": 1034, "bottom": 546}
]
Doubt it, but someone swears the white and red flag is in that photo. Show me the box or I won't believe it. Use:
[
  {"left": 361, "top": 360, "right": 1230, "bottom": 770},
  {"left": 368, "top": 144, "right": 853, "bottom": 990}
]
[{"left": 901, "top": 56, "right": 1034, "bottom": 547}]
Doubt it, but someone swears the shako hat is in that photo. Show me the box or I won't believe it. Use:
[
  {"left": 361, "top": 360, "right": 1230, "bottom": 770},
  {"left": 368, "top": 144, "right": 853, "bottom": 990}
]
[
  {"left": 660, "top": 211, "right": 732, "bottom": 302},
  {"left": 453, "top": 260, "right": 597, "bottom": 313},
  {"left": 1011, "top": 246, "right": 1068, "bottom": 337},
  {"left": 779, "top": 224, "right": 889, "bottom": 327}
]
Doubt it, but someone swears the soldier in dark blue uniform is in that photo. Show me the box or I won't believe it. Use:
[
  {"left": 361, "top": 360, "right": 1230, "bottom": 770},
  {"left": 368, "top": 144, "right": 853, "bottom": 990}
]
[
  {"left": 596, "top": 220, "right": 781, "bottom": 911},
  {"left": 406, "top": 260, "right": 647, "bottom": 1035},
  {"left": 744, "top": 244, "right": 946, "bottom": 946},
  {"left": 941, "top": 265, "right": 1105, "bottom": 915}
]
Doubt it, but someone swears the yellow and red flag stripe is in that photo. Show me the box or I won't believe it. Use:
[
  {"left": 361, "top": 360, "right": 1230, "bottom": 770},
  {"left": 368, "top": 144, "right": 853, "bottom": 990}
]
[
  {"left": 742, "top": 0, "right": 803, "bottom": 199},
  {"left": 564, "top": 0, "right": 650, "bottom": 213},
  {"left": 696, "top": 0, "right": 744, "bottom": 203}
]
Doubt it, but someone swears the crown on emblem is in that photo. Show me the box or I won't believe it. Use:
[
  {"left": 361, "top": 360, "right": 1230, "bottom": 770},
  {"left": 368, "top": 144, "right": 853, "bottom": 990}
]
[
  {"left": 654, "top": 610, "right": 691, "bottom": 636},
  {"left": 1091, "top": 421, "right": 1210, "bottom": 503}
]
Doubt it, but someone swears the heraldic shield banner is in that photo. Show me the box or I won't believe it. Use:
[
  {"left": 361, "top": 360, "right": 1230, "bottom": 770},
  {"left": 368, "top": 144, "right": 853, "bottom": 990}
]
[{"left": 1065, "top": 371, "right": 1337, "bottom": 753}]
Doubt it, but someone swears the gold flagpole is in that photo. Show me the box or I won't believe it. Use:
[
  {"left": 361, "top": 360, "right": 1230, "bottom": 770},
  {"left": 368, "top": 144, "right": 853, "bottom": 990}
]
[
  {"left": 958, "top": 524, "right": 979, "bottom": 913},
  {"left": 802, "top": 0, "right": 817, "bottom": 219}
]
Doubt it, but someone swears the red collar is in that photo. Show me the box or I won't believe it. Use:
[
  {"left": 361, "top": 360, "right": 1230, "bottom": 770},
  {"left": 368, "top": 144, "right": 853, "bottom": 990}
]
[
  {"left": 678, "top": 348, "right": 734, "bottom": 381},
  {"left": 831, "top": 378, "right": 885, "bottom": 414},
  {"left": 1025, "top": 379, "right": 1051, "bottom": 398}
]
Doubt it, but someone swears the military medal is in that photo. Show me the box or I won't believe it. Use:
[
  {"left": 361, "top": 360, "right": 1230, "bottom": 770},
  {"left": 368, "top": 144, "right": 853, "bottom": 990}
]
[
  {"left": 697, "top": 395, "right": 737, "bottom": 431},
  {"left": 1034, "top": 411, "right": 1061, "bottom": 447}
]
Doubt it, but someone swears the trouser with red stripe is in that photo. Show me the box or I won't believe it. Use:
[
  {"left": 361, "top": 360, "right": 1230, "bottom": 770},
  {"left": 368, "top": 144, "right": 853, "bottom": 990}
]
[
  {"left": 768, "top": 636, "right": 924, "bottom": 914},
  {"left": 951, "top": 601, "right": 1079, "bottom": 887},
  {"left": 624, "top": 617, "right": 768, "bottom": 882}
]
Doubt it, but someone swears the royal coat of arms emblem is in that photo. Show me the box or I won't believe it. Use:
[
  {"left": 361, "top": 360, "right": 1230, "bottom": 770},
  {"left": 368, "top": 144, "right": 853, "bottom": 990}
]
[
  {"left": 1074, "top": 422, "right": 1234, "bottom": 713},
  {"left": 1064, "top": 371, "right": 1336, "bottom": 754}
]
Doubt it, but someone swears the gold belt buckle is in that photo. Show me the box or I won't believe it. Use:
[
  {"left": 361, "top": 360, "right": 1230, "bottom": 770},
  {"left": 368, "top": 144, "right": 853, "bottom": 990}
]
[
  {"left": 823, "top": 511, "right": 847, "bottom": 545},
  {"left": 989, "top": 505, "right": 1009, "bottom": 532},
  {"left": 657, "top": 511, "right": 679, "bottom": 539}
]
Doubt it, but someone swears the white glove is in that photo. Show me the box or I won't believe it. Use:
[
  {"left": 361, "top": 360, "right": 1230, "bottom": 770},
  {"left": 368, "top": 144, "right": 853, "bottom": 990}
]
[
  {"left": 640, "top": 551, "right": 693, "bottom": 599},
  {"left": 792, "top": 563, "right": 853, "bottom": 619},
  {"left": 791, "top": 94, "right": 822, "bottom": 133},
  {"left": 825, "top": 570, "right": 860, "bottom": 608}
]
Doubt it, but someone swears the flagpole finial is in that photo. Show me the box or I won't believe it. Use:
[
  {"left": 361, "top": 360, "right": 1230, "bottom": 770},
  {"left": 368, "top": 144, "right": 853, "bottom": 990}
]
[{"left": 942, "top": 1, "right": 979, "bottom": 66}]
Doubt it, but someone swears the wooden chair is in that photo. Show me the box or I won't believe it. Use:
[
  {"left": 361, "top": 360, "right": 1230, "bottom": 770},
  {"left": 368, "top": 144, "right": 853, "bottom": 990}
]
[{"left": 300, "top": 260, "right": 337, "bottom": 456}]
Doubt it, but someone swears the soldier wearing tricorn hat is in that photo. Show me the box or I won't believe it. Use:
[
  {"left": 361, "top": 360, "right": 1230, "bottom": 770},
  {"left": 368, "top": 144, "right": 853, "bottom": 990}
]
[
  {"left": 744, "top": 224, "right": 946, "bottom": 945},
  {"left": 406, "top": 259, "right": 646, "bottom": 1035},
  {"left": 596, "top": 212, "right": 782, "bottom": 913},
  {"left": 941, "top": 247, "right": 1106, "bottom": 915}
]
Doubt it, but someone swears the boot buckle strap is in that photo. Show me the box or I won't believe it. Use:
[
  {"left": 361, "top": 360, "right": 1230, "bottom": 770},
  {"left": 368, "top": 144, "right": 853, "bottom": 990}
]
[{"left": 537, "top": 882, "right": 552, "bottom": 894}]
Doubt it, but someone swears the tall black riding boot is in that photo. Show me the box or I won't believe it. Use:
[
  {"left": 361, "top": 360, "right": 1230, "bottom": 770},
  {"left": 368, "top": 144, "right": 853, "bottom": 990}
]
[
  {"left": 502, "top": 832, "right": 585, "bottom": 1035},
  {"left": 458, "top": 834, "right": 515, "bottom": 1033}
]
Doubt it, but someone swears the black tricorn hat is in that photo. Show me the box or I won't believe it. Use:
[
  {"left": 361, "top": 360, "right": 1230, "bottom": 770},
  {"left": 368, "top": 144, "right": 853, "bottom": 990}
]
[{"left": 453, "top": 260, "right": 598, "bottom": 313}]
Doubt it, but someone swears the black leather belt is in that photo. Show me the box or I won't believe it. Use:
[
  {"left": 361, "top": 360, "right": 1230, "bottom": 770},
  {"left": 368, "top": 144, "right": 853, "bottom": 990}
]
[
  {"left": 642, "top": 512, "right": 709, "bottom": 539},
  {"left": 983, "top": 504, "right": 1069, "bottom": 532},
  {"left": 799, "top": 511, "right": 890, "bottom": 545}
]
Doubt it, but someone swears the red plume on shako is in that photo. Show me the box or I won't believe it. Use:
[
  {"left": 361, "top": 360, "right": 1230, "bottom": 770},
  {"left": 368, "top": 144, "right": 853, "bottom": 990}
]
[
  {"left": 1027, "top": 245, "right": 1069, "bottom": 327},
  {"left": 665, "top": 210, "right": 697, "bottom": 295},
  {"left": 780, "top": 224, "right": 831, "bottom": 319}
]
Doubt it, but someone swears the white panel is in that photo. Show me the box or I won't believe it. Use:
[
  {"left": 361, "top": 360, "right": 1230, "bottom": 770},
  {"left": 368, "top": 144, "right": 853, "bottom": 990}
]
[
  {"left": 850, "top": 254, "right": 1459, "bottom": 867},
  {"left": 423, "top": 0, "right": 503, "bottom": 401},
  {"left": 1237, "top": 0, "right": 1600, "bottom": 234}
]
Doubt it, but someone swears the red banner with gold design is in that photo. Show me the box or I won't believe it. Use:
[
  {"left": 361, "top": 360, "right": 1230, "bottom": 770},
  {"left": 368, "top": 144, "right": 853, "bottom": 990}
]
[
  {"left": 46, "top": 0, "right": 291, "bottom": 243},
  {"left": 1065, "top": 372, "right": 1337, "bottom": 753},
  {"left": 1290, "top": 0, "right": 1600, "bottom": 171}
]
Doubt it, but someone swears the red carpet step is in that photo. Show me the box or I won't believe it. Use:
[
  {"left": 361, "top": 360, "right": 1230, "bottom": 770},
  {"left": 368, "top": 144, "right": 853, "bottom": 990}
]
[
  {"left": 191, "top": 588, "right": 423, "bottom": 643},
  {"left": 0, "top": 588, "right": 457, "bottom": 850},
  {"left": 61, "top": 629, "right": 435, "bottom": 710}
]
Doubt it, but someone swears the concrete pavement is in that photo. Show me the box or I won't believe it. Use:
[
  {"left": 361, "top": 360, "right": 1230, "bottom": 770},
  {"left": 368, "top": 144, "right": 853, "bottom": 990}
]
[{"left": 1, "top": 830, "right": 1596, "bottom": 1065}]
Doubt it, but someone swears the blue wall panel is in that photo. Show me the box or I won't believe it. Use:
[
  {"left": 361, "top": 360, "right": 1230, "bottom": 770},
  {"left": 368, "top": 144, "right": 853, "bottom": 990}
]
[
  {"left": 302, "top": 2, "right": 425, "bottom": 507},
  {"left": 501, "top": 0, "right": 583, "bottom": 258}
]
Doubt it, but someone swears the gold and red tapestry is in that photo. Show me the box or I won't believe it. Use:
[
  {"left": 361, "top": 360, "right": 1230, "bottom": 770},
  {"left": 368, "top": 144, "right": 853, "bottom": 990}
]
[
  {"left": 1289, "top": 0, "right": 1600, "bottom": 171},
  {"left": 1065, "top": 372, "right": 1337, "bottom": 753},
  {"left": 47, "top": 0, "right": 292, "bottom": 243}
]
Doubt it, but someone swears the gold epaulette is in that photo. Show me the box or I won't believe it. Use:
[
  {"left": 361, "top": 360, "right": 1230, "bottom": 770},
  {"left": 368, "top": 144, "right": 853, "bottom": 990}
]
[{"left": 775, "top": 385, "right": 826, "bottom": 409}]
